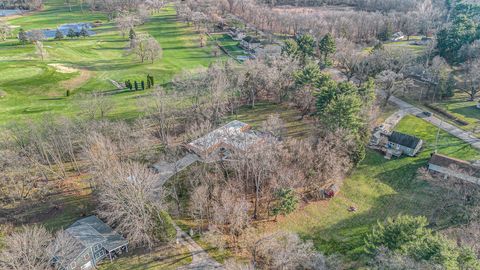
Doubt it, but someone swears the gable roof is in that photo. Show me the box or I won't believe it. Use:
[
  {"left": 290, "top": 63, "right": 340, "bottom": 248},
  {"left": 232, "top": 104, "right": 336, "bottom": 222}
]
[
  {"left": 429, "top": 153, "right": 480, "bottom": 177},
  {"left": 67, "top": 216, "right": 128, "bottom": 252},
  {"left": 388, "top": 131, "right": 422, "bottom": 149},
  {"left": 188, "top": 120, "right": 264, "bottom": 155}
]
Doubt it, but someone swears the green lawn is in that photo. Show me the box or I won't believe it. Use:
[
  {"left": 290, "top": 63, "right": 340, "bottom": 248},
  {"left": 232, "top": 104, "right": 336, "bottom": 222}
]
[
  {"left": 274, "top": 115, "right": 480, "bottom": 263},
  {"left": 0, "top": 0, "right": 225, "bottom": 124},
  {"left": 435, "top": 93, "right": 480, "bottom": 133}
]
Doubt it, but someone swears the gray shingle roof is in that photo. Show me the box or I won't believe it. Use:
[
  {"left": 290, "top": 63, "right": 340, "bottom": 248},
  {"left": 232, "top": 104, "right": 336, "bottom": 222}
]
[
  {"left": 67, "top": 216, "right": 128, "bottom": 252},
  {"left": 388, "top": 131, "right": 422, "bottom": 149}
]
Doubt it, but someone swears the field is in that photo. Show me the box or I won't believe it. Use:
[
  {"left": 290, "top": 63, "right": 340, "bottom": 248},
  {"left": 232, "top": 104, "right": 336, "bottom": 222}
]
[
  {"left": 270, "top": 115, "right": 480, "bottom": 263},
  {"left": 0, "top": 0, "right": 226, "bottom": 124},
  {"left": 435, "top": 93, "right": 480, "bottom": 133}
]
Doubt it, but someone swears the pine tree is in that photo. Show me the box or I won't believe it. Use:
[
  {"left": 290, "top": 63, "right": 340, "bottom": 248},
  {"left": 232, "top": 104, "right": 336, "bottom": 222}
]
[
  {"left": 129, "top": 28, "right": 136, "bottom": 41},
  {"left": 146, "top": 77, "right": 151, "bottom": 89},
  {"left": 134, "top": 81, "right": 138, "bottom": 91},
  {"left": 141, "top": 80, "right": 145, "bottom": 90},
  {"left": 318, "top": 33, "right": 336, "bottom": 67},
  {"left": 18, "top": 28, "right": 28, "bottom": 45},
  {"left": 54, "top": 29, "right": 64, "bottom": 40},
  {"left": 66, "top": 90, "right": 70, "bottom": 97},
  {"left": 79, "top": 27, "right": 89, "bottom": 38},
  {"left": 67, "top": 28, "right": 76, "bottom": 39},
  {"left": 150, "top": 75, "right": 154, "bottom": 86}
]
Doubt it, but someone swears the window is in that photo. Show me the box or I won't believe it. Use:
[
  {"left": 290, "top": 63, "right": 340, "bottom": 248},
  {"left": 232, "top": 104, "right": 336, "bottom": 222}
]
[{"left": 93, "top": 244, "right": 101, "bottom": 252}]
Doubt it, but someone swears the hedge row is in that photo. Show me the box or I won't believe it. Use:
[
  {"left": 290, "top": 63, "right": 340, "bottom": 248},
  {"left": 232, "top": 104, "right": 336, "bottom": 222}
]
[{"left": 423, "top": 103, "right": 469, "bottom": 126}]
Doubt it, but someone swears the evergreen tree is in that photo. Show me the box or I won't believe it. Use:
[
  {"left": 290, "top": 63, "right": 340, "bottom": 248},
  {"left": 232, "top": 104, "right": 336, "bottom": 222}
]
[
  {"left": 66, "top": 90, "right": 70, "bottom": 97},
  {"left": 150, "top": 75, "right": 154, "bottom": 86},
  {"left": 296, "top": 34, "right": 316, "bottom": 63},
  {"left": 272, "top": 188, "right": 298, "bottom": 220},
  {"left": 134, "top": 81, "right": 138, "bottom": 91},
  {"left": 129, "top": 28, "right": 136, "bottom": 40},
  {"left": 318, "top": 33, "right": 336, "bottom": 67},
  {"left": 141, "top": 80, "right": 145, "bottom": 90},
  {"left": 79, "top": 27, "right": 89, "bottom": 38},
  {"left": 54, "top": 29, "right": 64, "bottom": 40},
  {"left": 146, "top": 77, "right": 151, "bottom": 89},
  {"left": 67, "top": 28, "right": 76, "bottom": 39},
  {"left": 281, "top": 38, "right": 299, "bottom": 57},
  {"left": 18, "top": 28, "right": 28, "bottom": 45}
]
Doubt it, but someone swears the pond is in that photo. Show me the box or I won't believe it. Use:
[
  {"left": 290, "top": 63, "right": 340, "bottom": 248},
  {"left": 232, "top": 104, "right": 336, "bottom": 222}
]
[
  {"left": 28, "top": 23, "right": 96, "bottom": 39},
  {"left": 0, "top": 9, "right": 22, "bottom": 16}
]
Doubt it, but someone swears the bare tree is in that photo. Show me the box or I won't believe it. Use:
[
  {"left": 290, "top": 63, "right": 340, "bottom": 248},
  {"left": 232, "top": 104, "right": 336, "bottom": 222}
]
[
  {"left": 461, "top": 58, "right": 480, "bottom": 101},
  {"left": 293, "top": 85, "right": 316, "bottom": 120},
  {"left": 376, "top": 70, "right": 411, "bottom": 106},
  {"left": 261, "top": 113, "right": 286, "bottom": 139},
  {"left": 77, "top": 91, "right": 115, "bottom": 119},
  {"left": 0, "top": 21, "right": 12, "bottom": 41},
  {"left": 240, "top": 230, "right": 326, "bottom": 270},
  {"left": 28, "top": 29, "right": 46, "bottom": 43},
  {"left": 48, "top": 229, "right": 82, "bottom": 270},
  {"left": 35, "top": 41, "right": 47, "bottom": 61},
  {"left": 131, "top": 33, "right": 162, "bottom": 63},
  {"left": 0, "top": 225, "right": 52, "bottom": 270},
  {"left": 115, "top": 14, "right": 141, "bottom": 37},
  {"left": 96, "top": 161, "right": 167, "bottom": 248}
]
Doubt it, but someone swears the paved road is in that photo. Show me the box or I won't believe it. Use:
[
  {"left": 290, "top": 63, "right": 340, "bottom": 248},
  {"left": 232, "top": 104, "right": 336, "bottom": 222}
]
[
  {"left": 174, "top": 224, "right": 224, "bottom": 270},
  {"left": 387, "top": 95, "right": 480, "bottom": 150}
]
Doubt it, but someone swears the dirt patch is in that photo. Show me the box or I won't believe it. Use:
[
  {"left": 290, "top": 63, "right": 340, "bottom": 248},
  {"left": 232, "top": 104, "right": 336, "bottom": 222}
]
[{"left": 61, "top": 67, "right": 92, "bottom": 90}]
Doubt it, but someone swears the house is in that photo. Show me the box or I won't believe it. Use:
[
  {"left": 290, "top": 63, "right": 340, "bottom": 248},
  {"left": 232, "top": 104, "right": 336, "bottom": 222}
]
[
  {"left": 428, "top": 153, "right": 480, "bottom": 185},
  {"left": 385, "top": 131, "right": 423, "bottom": 157},
  {"left": 54, "top": 216, "right": 128, "bottom": 270},
  {"left": 228, "top": 28, "right": 246, "bottom": 41},
  {"left": 391, "top": 31, "right": 405, "bottom": 42},
  {"left": 187, "top": 120, "right": 268, "bottom": 161},
  {"left": 239, "top": 36, "right": 261, "bottom": 51}
]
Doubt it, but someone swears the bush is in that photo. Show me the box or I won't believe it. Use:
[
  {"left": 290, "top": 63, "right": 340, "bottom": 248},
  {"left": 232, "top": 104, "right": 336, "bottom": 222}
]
[
  {"left": 153, "top": 210, "right": 176, "bottom": 242},
  {"left": 0, "top": 90, "right": 6, "bottom": 98}
]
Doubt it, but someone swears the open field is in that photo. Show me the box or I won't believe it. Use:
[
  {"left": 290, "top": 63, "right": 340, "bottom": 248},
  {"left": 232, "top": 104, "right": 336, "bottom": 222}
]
[
  {"left": 271, "top": 115, "right": 480, "bottom": 263},
  {"left": 0, "top": 0, "right": 225, "bottom": 124}
]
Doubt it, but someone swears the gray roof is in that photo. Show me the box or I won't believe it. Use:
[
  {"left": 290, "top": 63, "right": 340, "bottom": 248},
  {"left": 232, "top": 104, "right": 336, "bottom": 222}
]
[
  {"left": 67, "top": 216, "right": 128, "bottom": 252},
  {"left": 388, "top": 131, "right": 422, "bottom": 149},
  {"left": 188, "top": 120, "right": 263, "bottom": 155}
]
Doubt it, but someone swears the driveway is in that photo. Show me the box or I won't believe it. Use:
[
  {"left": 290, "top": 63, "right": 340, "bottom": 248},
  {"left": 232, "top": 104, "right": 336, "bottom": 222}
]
[{"left": 174, "top": 224, "right": 224, "bottom": 270}]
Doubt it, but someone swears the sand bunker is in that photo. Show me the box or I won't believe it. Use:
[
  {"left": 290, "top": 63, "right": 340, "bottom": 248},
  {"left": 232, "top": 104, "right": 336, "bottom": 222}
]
[{"left": 49, "top": 63, "right": 79, "bottom": 73}]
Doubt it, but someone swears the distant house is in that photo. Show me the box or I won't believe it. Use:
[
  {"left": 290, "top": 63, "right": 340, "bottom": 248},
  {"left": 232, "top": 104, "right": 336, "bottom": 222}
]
[
  {"left": 187, "top": 120, "right": 268, "bottom": 161},
  {"left": 228, "top": 28, "right": 246, "bottom": 41},
  {"left": 386, "top": 131, "right": 423, "bottom": 157},
  {"left": 428, "top": 153, "right": 480, "bottom": 185},
  {"left": 55, "top": 216, "right": 128, "bottom": 270},
  {"left": 391, "top": 31, "right": 405, "bottom": 41},
  {"left": 239, "top": 36, "right": 261, "bottom": 51}
]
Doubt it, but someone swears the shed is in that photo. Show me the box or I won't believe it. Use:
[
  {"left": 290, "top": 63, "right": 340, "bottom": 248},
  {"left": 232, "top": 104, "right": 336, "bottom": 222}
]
[{"left": 428, "top": 153, "right": 480, "bottom": 185}]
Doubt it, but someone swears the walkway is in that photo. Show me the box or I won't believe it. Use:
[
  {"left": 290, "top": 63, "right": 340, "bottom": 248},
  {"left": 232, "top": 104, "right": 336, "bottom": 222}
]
[
  {"left": 152, "top": 153, "right": 200, "bottom": 188},
  {"left": 174, "top": 224, "right": 224, "bottom": 270},
  {"left": 386, "top": 94, "right": 480, "bottom": 150}
]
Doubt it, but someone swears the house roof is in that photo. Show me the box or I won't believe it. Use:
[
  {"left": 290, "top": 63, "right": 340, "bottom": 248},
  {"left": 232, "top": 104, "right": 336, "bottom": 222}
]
[
  {"left": 388, "top": 131, "right": 422, "bottom": 149},
  {"left": 188, "top": 120, "right": 264, "bottom": 155},
  {"left": 429, "top": 153, "right": 480, "bottom": 177},
  {"left": 67, "top": 216, "right": 128, "bottom": 253}
]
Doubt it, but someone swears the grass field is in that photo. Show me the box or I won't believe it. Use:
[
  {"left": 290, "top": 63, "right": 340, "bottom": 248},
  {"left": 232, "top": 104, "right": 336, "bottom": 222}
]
[
  {"left": 271, "top": 115, "right": 480, "bottom": 263},
  {"left": 0, "top": 0, "right": 225, "bottom": 124},
  {"left": 435, "top": 93, "right": 480, "bottom": 133}
]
